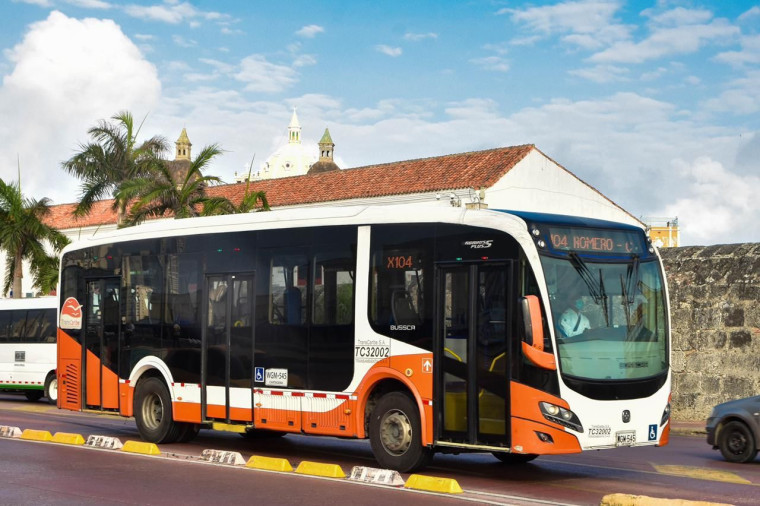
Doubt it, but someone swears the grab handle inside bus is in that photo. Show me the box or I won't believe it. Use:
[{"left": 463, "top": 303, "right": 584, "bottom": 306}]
[{"left": 521, "top": 295, "right": 556, "bottom": 371}]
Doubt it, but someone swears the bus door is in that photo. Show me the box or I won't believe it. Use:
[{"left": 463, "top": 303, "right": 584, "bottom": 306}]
[
  {"left": 83, "top": 277, "right": 121, "bottom": 410},
  {"left": 435, "top": 262, "right": 513, "bottom": 447},
  {"left": 203, "top": 274, "right": 255, "bottom": 423}
]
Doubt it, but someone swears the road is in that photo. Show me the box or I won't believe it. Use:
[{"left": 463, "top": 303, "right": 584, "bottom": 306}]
[{"left": 1, "top": 394, "right": 758, "bottom": 505}]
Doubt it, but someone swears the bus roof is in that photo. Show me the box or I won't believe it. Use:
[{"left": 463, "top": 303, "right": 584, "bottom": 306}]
[
  {"left": 59, "top": 204, "right": 639, "bottom": 255},
  {"left": 500, "top": 210, "right": 645, "bottom": 232}
]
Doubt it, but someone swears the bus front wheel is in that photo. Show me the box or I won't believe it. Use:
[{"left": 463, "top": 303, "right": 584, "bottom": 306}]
[
  {"left": 369, "top": 392, "right": 433, "bottom": 473},
  {"left": 134, "top": 377, "right": 183, "bottom": 443},
  {"left": 492, "top": 452, "right": 538, "bottom": 464}
]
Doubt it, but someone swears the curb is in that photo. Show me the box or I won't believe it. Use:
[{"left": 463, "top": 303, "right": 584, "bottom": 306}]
[{"left": 600, "top": 493, "right": 731, "bottom": 506}]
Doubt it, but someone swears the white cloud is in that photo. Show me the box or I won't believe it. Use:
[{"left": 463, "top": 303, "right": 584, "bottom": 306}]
[
  {"left": 172, "top": 34, "right": 196, "bottom": 47},
  {"left": 234, "top": 55, "right": 298, "bottom": 93},
  {"left": 714, "top": 34, "right": 760, "bottom": 67},
  {"left": 644, "top": 7, "right": 713, "bottom": 27},
  {"left": 657, "top": 157, "right": 760, "bottom": 245},
  {"left": 590, "top": 20, "right": 739, "bottom": 63},
  {"left": 703, "top": 70, "right": 760, "bottom": 114},
  {"left": 375, "top": 45, "right": 402, "bottom": 57},
  {"left": 404, "top": 32, "right": 437, "bottom": 41},
  {"left": 738, "top": 6, "right": 760, "bottom": 22},
  {"left": 65, "top": 0, "right": 112, "bottom": 8},
  {"left": 293, "top": 54, "right": 317, "bottom": 67},
  {"left": 0, "top": 10, "right": 161, "bottom": 205},
  {"left": 470, "top": 56, "right": 509, "bottom": 72},
  {"left": 569, "top": 64, "right": 629, "bottom": 83},
  {"left": 295, "top": 24, "right": 324, "bottom": 38},
  {"left": 483, "top": 42, "right": 509, "bottom": 55},
  {"left": 123, "top": 1, "right": 228, "bottom": 25},
  {"left": 14, "top": 0, "right": 52, "bottom": 6},
  {"left": 504, "top": 0, "right": 631, "bottom": 49}
]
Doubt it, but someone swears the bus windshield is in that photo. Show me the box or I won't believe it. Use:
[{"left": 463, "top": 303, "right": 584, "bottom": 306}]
[{"left": 541, "top": 255, "right": 668, "bottom": 381}]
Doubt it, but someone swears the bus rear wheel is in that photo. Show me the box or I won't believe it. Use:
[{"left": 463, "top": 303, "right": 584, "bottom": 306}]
[
  {"left": 369, "top": 392, "right": 433, "bottom": 473},
  {"left": 44, "top": 373, "right": 58, "bottom": 406},
  {"left": 24, "top": 390, "right": 43, "bottom": 402},
  {"left": 134, "top": 377, "right": 183, "bottom": 443}
]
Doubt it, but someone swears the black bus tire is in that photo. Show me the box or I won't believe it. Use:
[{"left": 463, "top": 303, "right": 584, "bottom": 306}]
[
  {"left": 134, "top": 377, "right": 182, "bottom": 443},
  {"left": 369, "top": 391, "right": 433, "bottom": 472},
  {"left": 44, "top": 372, "right": 58, "bottom": 406},
  {"left": 25, "top": 390, "right": 43, "bottom": 402},
  {"left": 493, "top": 452, "right": 538, "bottom": 464},
  {"left": 176, "top": 423, "right": 200, "bottom": 443}
]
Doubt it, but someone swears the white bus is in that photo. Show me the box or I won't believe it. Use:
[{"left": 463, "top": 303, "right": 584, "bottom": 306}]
[
  {"left": 0, "top": 297, "right": 58, "bottom": 404},
  {"left": 57, "top": 205, "right": 671, "bottom": 471}
]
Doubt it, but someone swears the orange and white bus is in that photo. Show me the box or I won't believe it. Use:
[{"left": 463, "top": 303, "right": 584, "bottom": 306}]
[
  {"left": 0, "top": 297, "right": 58, "bottom": 404},
  {"left": 57, "top": 205, "right": 671, "bottom": 471}
]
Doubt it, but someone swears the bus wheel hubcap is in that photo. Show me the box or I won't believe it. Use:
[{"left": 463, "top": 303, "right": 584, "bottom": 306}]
[
  {"left": 143, "top": 394, "right": 163, "bottom": 429},
  {"left": 380, "top": 410, "right": 412, "bottom": 455}
]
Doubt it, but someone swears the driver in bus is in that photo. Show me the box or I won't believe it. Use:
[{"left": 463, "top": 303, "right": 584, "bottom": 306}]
[{"left": 557, "top": 287, "right": 590, "bottom": 338}]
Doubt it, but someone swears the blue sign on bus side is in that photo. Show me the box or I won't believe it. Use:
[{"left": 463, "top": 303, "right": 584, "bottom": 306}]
[
  {"left": 255, "top": 367, "right": 264, "bottom": 383},
  {"left": 648, "top": 424, "right": 657, "bottom": 441}
]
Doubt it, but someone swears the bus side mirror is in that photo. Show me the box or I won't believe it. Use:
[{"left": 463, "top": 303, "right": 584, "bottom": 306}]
[{"left": 521, "top": 295, "right": 557, "bottom": 371}]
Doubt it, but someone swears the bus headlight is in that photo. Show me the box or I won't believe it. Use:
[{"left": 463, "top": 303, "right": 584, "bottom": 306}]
[{"left": 540, "top": 402, "right": 584, "bottom": 433}]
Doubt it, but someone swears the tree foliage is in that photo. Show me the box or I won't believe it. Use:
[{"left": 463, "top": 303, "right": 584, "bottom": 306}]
[
  {"left": 0, "top": 178, "right": 69, "bottom": 297},
  {"left": 62, "top": 111, "right": 168, "bottom": 226}
]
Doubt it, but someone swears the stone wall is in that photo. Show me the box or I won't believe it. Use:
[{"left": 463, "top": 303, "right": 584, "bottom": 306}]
[{"left": 659, "top": 244, "right": 760, "bottom": 421}]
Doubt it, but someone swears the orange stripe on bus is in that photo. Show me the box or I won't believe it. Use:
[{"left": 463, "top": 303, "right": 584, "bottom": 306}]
[
  {"left": 85, "top": 350, "right": 101, "bottom": 406},
  {"left": 172, "top": 401, "right": 201, "bottom": 423}
]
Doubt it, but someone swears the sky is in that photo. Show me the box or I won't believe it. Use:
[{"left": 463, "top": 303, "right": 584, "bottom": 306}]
[{"left": 0, "top": 0, "right": 758, "bottom": 246}]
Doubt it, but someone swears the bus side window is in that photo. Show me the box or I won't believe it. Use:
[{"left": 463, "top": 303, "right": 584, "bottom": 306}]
[
  {"left": 9, "top": 310, "right": 27, "bottom": 343},
  {"left": 269, "top": 255, "right": 308, "bottom": 326},
  {"left": 0, "top": 311, "right": 9, "bottom": 343},
  {"left": 312, "top": 255, "right": 354, "bottom": 326}
]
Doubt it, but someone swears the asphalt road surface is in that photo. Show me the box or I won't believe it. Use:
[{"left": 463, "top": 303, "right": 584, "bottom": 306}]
[{"left": 1, "top": 394, "right": 758, "bottom": 505}]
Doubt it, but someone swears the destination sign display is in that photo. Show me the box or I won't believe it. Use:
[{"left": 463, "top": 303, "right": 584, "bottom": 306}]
[
  {"left": 548, "top": 226, "right": 644, "bottom": 254},
  {"left": 384, "top": 249, "right": 422, "bottom": 270}
]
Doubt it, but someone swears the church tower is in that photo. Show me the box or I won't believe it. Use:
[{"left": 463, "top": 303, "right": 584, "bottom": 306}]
[
  {"left": 318, "top": 128, "right": 334, "bottom": 162},
  {"left": 308, "top": 128, "right": 339, "bottom": 175},
  {"left": 175, "top": 128, "right": 192, "bottom": 161},
  {"left": 288, "top": 108, "right": 301, "bottom": 144}
]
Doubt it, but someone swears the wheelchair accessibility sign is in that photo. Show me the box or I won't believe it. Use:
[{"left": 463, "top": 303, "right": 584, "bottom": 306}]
[
  {"left": 648, "top": 424, "right": 657, "bottom": 441},
  {"left": 255, "top": 367, "right": 264, "bottom": 383}
]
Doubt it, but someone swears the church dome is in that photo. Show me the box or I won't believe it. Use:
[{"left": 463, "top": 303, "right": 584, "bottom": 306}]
[{"left": 256, "top": 109, "right": 317, "bottom": 180}]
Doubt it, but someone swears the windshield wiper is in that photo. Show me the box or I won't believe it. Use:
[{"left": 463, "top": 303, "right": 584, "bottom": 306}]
[
  {"left": 624, "top": 254, "right": 640, "bottom": 304},
  {"left": 598, "top": 269, "right": 610, "bottom": 326},
  {"left": 569, "top": 252, "right": 611, "bottom": 326},
  {"left": 568, "top": 252, "right": 602, "bottom": 301}
]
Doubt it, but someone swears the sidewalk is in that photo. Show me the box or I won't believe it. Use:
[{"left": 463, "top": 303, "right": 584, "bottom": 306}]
[{"left": 670, "top": 420, "right": 706, "bottom": 436}]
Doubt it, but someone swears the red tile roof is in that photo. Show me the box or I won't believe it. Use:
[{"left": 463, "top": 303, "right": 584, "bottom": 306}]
[{"left": 43, "top": 144, "right": 536, "bottom": 230}]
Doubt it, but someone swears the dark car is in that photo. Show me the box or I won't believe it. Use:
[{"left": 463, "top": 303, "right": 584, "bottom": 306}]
[{"left": 706, "top": 395, "right": 760, "bottom": 463}]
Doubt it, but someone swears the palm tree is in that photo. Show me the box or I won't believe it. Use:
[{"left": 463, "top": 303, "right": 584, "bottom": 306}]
[
  {"left": 233, "top": 188, "right": 270, "bottom": 213},
  {"left": 62, "top": 111, "right": 168, "bottom": 227},
  {"left": 117, "top": 144, "right": 229, "bottom": 225},
  {"left": 230, "top": 155, "right": 270, "bottom": 213},
  {"left": 0, "top": 178, "right": 70, "bottom": 298}
]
